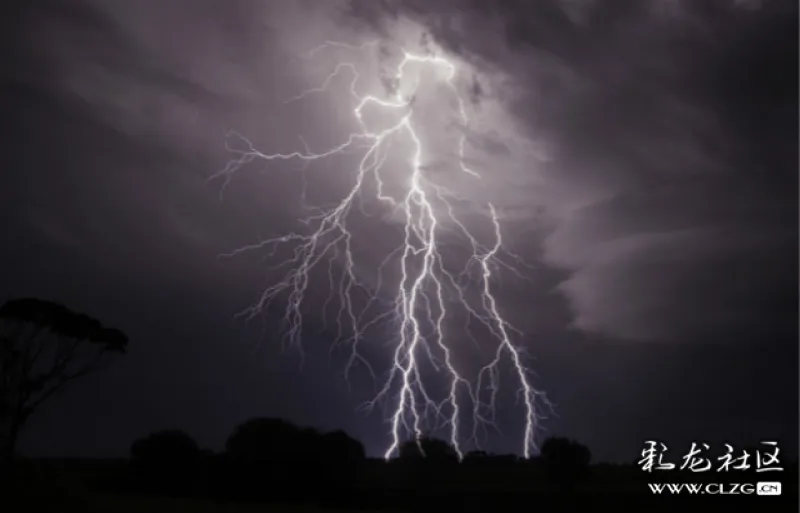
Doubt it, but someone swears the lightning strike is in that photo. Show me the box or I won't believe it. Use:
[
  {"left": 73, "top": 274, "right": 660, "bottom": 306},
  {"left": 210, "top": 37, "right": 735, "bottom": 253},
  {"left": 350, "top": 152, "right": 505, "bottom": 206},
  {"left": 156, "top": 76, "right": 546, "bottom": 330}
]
[{"left": 213, "top": 39, "right": 551, "bottom": 460}]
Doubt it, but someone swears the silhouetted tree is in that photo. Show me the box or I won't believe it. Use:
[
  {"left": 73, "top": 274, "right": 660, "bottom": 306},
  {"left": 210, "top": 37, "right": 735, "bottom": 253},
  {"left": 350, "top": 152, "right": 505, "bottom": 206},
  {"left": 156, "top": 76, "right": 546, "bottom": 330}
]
[
  {"left": 224, "top": 418, "right": 317, "bottom": 498},
  {"left": 0, "top": 298, "right": 128, "bottom": 467},
  {"left": 223, "top": 418, "right": 367, "bottom": 502},
  {"left": 395, "top": 437, "right": 460, "bottom": 499},
  {"left": 318, "top": 430, "right": 366, "bottom": 501},
  {"left": 320, "top": 429, "right": 365, "bottom": 463},
  {"left": 463, "top": 450, "right": 521, "bottom": 465},
  {"left": 463, "top": 449, "right": 488, "bottom": 461},
  {"left": 539, "top": 436, "right": 592, "bottom": 487},
  {"left": 130, "top": 430, "right": 200, "bottom": 493},
  {"left": 398, "top": 436, "right": 460, "bottom": 464},
  {"left": 226, "top": 417, "right": 306, "bottom": 464}
]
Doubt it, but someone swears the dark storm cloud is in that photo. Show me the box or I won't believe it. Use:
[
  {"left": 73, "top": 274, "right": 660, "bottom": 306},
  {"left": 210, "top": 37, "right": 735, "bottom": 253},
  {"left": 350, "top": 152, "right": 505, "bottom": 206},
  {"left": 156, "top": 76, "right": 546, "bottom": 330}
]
[
  {"left": 0, "top": 0, "right": 795, "bottom": 462},
  {"left": 347, "top": 0, "right": 798, "bottom": 344},
  {"left": 0, "top": 0, "right": 395, "bottom": 456}
]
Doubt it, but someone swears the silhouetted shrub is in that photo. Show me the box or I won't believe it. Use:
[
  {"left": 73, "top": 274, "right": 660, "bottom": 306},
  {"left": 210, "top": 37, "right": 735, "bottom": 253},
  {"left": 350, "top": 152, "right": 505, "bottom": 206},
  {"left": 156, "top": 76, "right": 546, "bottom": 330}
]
[
  {"left": 130, "top": 429, "right": 200, "bottom": 494},
  {"left": 539, "top": 436, "right": 592, "bottom": 487}
]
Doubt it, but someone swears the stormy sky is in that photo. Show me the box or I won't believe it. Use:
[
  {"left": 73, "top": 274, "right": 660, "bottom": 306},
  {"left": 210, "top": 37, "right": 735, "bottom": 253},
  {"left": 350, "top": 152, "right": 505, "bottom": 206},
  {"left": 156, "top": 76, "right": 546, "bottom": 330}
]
[{"left": 1, "top": 0, "right": 797, "bottom": 462}]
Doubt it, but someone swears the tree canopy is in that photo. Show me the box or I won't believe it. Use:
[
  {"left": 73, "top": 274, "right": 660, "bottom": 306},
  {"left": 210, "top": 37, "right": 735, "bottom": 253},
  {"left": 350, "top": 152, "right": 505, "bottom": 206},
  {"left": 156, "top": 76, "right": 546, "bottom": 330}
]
[{"left": 0, "top": 297, "right": 128, "bottom": 464}]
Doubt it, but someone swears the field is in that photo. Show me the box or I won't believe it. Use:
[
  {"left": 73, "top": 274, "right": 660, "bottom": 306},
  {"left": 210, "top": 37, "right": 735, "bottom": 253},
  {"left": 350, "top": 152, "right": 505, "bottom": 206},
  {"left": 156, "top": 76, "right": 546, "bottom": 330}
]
[{"left": 3, "top": 458, "right": 796, "bottom": 512}]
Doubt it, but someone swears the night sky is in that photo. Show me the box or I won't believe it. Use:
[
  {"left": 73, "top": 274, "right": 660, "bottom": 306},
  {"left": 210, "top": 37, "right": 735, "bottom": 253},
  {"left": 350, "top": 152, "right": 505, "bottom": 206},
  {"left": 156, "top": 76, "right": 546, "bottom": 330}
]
[{"left": 1, "top": 0, "right": 797, "bottom": 463}]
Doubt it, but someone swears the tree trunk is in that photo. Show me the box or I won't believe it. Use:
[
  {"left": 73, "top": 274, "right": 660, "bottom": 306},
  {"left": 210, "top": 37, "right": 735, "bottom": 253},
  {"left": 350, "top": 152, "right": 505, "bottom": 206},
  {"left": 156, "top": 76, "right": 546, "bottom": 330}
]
[{"left": 1, "top": 415, "right": 22, "bottom": 474}]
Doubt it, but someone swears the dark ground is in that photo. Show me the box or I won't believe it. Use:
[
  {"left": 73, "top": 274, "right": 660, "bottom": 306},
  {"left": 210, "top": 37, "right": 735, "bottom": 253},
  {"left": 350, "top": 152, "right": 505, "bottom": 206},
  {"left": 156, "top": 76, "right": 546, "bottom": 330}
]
[{"left": 3, "top": 457, "right": 797, "bottom": 513}]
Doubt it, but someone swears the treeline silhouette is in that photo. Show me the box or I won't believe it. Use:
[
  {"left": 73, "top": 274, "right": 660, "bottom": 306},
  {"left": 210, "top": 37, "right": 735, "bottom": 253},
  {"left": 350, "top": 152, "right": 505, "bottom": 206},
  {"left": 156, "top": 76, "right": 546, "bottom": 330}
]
[
  {"left": 118, "top": 418, "right": 602, "bottom": 509},
  {"left": 2, "top": 299, "right": 797, "bottom": 510},
  {"left": 103, "top": 418, "right": 794, "bottom": 511}
]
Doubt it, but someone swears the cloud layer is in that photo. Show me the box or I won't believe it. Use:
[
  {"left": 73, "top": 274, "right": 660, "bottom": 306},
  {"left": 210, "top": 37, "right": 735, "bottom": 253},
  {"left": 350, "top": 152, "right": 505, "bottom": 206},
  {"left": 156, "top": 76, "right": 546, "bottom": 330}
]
[{"left": 347, "top": 0, "right": 798, "bottom": 343}]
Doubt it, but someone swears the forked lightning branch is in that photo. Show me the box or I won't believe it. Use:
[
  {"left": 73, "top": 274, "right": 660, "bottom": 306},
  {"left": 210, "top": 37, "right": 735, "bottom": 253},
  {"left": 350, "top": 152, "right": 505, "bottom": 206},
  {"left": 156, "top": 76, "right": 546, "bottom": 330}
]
[{"left": 212, "top": 39, "right": 551, "bottom": 460}]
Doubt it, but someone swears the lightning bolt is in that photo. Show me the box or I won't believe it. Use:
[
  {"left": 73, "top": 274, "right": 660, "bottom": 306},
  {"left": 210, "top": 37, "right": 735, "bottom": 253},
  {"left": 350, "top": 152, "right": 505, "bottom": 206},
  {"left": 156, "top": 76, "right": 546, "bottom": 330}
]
[{"left": 213, "top": 39, "right": 551, "bottom": 460}]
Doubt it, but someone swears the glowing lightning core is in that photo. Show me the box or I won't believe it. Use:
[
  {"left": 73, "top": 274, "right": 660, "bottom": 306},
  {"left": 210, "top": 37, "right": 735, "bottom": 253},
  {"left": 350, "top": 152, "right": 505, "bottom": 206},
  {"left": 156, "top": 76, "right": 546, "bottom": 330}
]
[{"left": 213, "top": 40, "right": 550, "bottom": 460}]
